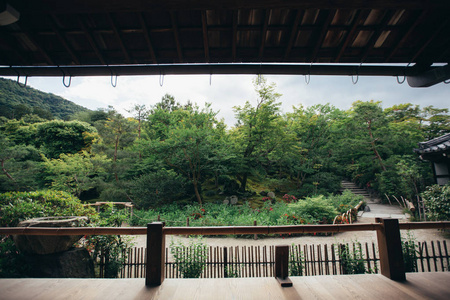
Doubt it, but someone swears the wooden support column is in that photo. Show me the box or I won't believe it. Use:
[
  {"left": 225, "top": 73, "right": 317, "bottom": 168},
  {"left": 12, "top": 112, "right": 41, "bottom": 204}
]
[
  {"left": 376, "top": 218, "right": 405, "bottom": 281},
  {"left": 275, "top": 245, "right": 293, "bottom": 287},
  {"left": 146, "top": 222, "right": 165, "bottom": 286}
]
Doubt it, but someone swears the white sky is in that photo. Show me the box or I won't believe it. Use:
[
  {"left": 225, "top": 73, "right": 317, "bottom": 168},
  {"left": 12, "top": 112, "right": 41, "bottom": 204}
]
[{"left": 5, "top": 74, "right": 450, "bottom": 127}]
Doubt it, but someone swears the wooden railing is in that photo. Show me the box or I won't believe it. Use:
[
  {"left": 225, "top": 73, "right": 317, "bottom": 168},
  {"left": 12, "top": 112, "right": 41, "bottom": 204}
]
[{"left": 1, "top": 220, "right": 449, "bottom": 287}]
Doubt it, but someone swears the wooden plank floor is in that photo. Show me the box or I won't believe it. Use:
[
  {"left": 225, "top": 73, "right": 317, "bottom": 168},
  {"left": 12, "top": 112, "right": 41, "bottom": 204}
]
[{"left": 1, "top": 273, "right": 449, "bottom": 300}]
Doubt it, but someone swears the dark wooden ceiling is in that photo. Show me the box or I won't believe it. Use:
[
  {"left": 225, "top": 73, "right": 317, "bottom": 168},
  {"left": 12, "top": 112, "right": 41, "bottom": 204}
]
[{"left": 1, "top": 1, "right": 450, "bottom": 86}]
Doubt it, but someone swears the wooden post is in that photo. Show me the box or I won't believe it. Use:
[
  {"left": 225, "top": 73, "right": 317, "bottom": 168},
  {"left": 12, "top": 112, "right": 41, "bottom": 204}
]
[
  {"left": 376, "top": 218, "right": 405, "bottom": 281},
  {"left": 224, "top": 247, "right": 228, "bottom": 278},
  {"left": 253, "top": 220, "right": 258, "bottom": 240},
  {"left": 146, "top": 222, "right": 165, "bottom": 286},
  {"left": 275, "top": 245, "right": 293, "bottom": 287},
  {"left": 186, "top": 217, "right": 189, "bottom": 238}
]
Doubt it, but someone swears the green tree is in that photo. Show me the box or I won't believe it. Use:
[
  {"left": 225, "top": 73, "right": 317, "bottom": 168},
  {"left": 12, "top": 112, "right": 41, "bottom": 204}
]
[
  {"left": 36, "top": 120, "right": 98, "bottom": 159},
  {"left": 43, "top": 151, "right": 109, "bottom": 198},
  {"left": 143, "top": 103, "right": 224, "bottom": 205},
  {"left": 232, "top": 75, "right": 282, "bottom": 192}
]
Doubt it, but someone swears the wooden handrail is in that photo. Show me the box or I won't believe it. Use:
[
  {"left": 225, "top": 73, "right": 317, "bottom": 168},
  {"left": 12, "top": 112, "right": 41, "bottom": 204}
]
[{"left": 1, "top": 221, "right": 448, "bottom": 236}]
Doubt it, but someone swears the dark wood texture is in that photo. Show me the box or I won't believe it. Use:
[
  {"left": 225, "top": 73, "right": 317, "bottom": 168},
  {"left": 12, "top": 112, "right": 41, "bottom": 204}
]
[
  {"left": 376, "top": 218, "right": 406, "bottom": 281},
  {"left": 146, "top": 222, "right": 165, "bottom": 286},
  {"left": 1, "top": 273, "right": 450, "bottom": 300}
]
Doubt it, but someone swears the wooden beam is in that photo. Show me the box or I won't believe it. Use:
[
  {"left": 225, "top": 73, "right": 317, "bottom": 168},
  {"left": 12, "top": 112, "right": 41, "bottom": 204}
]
[
  {"left": 384, "top": 10, "right": 429, "bottom": 63},
  {"left": 201, "top": 11, "right": 210, "bottom": 62},
  {"left": 138, "top": 13, "right": 157, "bottom": 64},
  {"left": 334, "top": 9, "right": 368, "bottom": 62},
  {"left": 284, "top": 10, "right": 304, "bottom": 60},
  {"left": 49, "top": 14, "right": 80, "bottom": 65},
  {"left": 310, "top": 10, "right": 336, "bottom": 62},
  {"left": 106, "top": 13, "right": 131, "bottom": 63},
  {"left": 258, "top": 9, "right": 270, "bottom": 60},
  {"left": 0, "top": 63, "right": 423, "bottom": 78},
  {"left": 77, "top": 15, "right": 106, "bottom": 65},
  {"left": 409, "top": 18, "right": 450, "bottom": 63},
  {"left": 232, "top": 10, "right": 238, "bottom": 61},
  {"left": 376, "top": 218, "right": 405, "bottom": 281},
  {"left": 170, "top": 11, "right": 183, "bottom": 62},
  {"left": 16, "top": 22, "right": 54, "bottom": 65},
  {"left": 0, "top": 29, "right": 29, "bottom": 64},
  {"left": 15, "top": 1, "right": 450, "bottom": 14},
  {"left": 360, "top": 10, "right": 395, "bottom": 63},
  {"left": 407, "top": 64, "right": 450, "bottom": 87},
  {"left": 146, "top": 222, "right": 165, "bottom": 286},
  {"left": 275, "top": 245, "right": 293, "bottom": 287}
]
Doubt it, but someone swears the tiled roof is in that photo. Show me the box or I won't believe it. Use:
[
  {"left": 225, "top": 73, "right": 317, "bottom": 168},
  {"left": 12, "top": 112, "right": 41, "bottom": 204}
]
[{"left": 414, "top": 133, "right": 450, "bottom": 155}]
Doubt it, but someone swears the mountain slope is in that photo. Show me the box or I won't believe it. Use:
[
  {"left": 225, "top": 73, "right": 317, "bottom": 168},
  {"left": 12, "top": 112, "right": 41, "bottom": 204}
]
[{"left": 0, "top": 77, "right": 89, "bottom": 120}]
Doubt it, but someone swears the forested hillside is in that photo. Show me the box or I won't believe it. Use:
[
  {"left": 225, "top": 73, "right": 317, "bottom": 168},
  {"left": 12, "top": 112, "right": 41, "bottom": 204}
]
[
  {"left": 0, "top": 77, "right": 89, "bottom": 120},
  {"left": 1, "top": 76, "right": 449, "bottom": 214}
]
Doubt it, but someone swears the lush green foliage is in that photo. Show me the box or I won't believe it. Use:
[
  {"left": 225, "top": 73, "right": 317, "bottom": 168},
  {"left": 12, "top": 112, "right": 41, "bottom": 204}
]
[
  {"left": 0, "top": 190, "right": 96, "bottom": 227},
  {"left": 421, "top": 184, "right": 450, "bottom": 221},
  {"left": 337, "top": 243, "right": 366, "bottom": 274},
  {"left": 402, "top": 231, "right": 418, "bottom": 272},
  {"left": 130, "top": 194, "right": 361, "bottom": 228},
  {"left": 170, "top": 237, "right": 208, "bottom": 278},
  {"left": 0, "top": 77, "right": 88, "bottom": 120}
]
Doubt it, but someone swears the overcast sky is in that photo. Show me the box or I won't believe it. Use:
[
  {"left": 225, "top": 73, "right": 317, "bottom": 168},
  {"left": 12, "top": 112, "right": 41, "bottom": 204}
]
[{"left": 5, "top": 74, "right": 449, "bottom": 127}]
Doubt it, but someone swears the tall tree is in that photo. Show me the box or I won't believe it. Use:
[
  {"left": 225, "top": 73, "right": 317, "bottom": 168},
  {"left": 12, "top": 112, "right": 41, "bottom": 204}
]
[{"left": 232, "top": 75, "right": 282, "bottom": 191}]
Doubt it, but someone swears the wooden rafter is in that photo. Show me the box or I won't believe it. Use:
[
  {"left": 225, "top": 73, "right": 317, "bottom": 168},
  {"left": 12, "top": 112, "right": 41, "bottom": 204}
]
[
  {"left": 201, "top": 11, "right": 210, "bottom": 62},
  {"left": 0, "top": 29, "right": 29, "bottom": 65},
  {"left": 107, "top": 13, "right": 131, "bottom": 63},
  {"left": 409, "top": 18, "right": 449, "bottom": 64},
  {"left": 284, "top": 10, "right": 304, "bottom": 60},
  {"left": 49, "top": 15, "right": 80, "bottom": 65},
  {"left": 232, "top": 10, "right": 238, "bottom": 61},
  {"left": 170, "top": 11, "right": 183, "bottom": 62},
  {"left": 77, "top": 15, "right": 106, "bottom": 65},
  {"left": 360, "top": 10, "right": 396, "bottom": 63},
  {"left": 334, "top": 10, "right": 368, "bottom": 62},
  {"left": 258, "top": 9, "right": 270, "bottom": 60},
  {"left": 310, "top": 9, "right": 336, "bottom": 62},
  {"left": 384, "top": 10, "right": 428, "bottom": 63},
  {"left": 138, "top": 13, "right": 157, "bottom": 64},
  {"left": 16, "top": 23, "right": 54, "bottom": 65}
]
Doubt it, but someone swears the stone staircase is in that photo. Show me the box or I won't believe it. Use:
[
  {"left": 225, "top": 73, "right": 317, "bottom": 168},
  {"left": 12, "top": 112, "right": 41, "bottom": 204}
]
[{"left": 340, "top": 180, "right": 379, "bottom": 204}]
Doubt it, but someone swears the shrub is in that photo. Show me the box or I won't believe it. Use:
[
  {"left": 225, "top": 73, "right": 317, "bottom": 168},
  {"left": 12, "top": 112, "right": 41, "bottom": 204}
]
[
  {"left": 130, "top": 169, "right": 187, "bottom": 209},
  {"left": 288, "top": 196, "right": 338, "bottom": 224},
  {"left": 402, "top": 231, "right": 418, "bottom": 272},
  {"left": 421, "top": 183, "right": 450, "bottom": 221},
  {"left": 170, "top": 237, "right": 208, "bottom": 278},
  {"left": 0, "top": 190, "right": 96, "bottom": 227},
  {"left": 337, "top": 243, "right": 365, "bottom": 274}
]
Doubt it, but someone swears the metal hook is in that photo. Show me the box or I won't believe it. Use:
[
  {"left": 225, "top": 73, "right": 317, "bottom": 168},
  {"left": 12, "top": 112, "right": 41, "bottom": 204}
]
[
  {"left": 305, "top": 73, "right": 310, "bottom": 85},
  {"left": 352, "top": 63, "right": 361, "bottom": 84},
  {"left": 444, "top": 79, "right": 450, "bottom": 84},
  {"left": 16, "top": 75, "right": 28, "bottom": 87},
  {"left": 210, "top": 73, "right": 212, "bottom": 86},
  {"left": 111, "top": 74, "right": 118, "bottom": 88},
  {"left": 63, "top": 75, "right": 72, "bottom": 88},
  {"left": 159, "top": 71, "right": 164, "bottom": 87},
  {"left": 397, "top": 75, "right": 406, "bottom": 84}
]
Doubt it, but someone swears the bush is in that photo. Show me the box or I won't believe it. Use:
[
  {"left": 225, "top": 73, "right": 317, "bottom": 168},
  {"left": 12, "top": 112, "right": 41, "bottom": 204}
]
[
  {"left": 288, "top": 196, "right": 338, "bottom": 224},
  {"left": 170, "top": 237, "right": 208, "bottom": 278},
  {"left": 0, "top": 190, "right": 96, "bottom": 227},
  {"left": 338, "top": 243, "right": 365, "bottom": 274},
  {"left": 130, "top": 169, "right": 187, "bottom": 209},
  {"left": 421, "top": 183, "right": 450, "bottom": 221}
]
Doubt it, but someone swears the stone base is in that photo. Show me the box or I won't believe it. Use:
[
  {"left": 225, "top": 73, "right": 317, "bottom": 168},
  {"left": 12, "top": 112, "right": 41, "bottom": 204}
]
[{"left": 25, "top": 248, "right": 95, "bottom": 278}]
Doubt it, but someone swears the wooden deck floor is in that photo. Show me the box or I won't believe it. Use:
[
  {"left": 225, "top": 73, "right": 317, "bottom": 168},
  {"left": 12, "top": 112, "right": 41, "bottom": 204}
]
[{"left": 1, "top": 273, "right": 449, "bottom": 300}]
